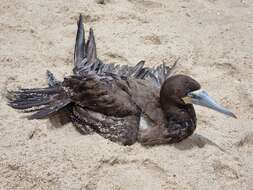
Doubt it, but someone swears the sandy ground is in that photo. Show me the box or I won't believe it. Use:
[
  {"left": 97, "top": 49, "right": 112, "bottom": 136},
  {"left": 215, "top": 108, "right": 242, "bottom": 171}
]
[{"left": 0, "top": 0, "right": 253, "bottom": 189}]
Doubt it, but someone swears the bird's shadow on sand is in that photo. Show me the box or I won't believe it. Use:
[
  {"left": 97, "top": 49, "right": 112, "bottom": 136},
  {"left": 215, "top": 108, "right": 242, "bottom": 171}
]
[{"left": 172, "top": 133, "right": 225, "bottom": 152}]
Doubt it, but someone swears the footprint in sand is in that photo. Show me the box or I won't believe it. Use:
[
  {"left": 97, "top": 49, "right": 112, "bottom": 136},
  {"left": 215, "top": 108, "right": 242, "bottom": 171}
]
[
  {"left": 213, "top": 62, "right": 237, "bottom": 76},
  {"left": 95, "top": 0, "right": 111, "bottom": 5},
  {"left": 236, "top": 132, "right": 253, "bottom": 148},
  {"left": 0, "top": 161, "right": 54, "bottom": 189},
  {"left": 104, "top": 52, "right": 129, "bottom": 64},
  {"left": 84, "top": 158, "right": 185, "bottom": 190},
  {"left": 142, "top": 35, "right": 162, "bottom": 45},
  {"left": 128, "top": 0, "right": 163, "bottom": 9},
  {"left": 212, "top": 160, "right": 239, "bottom": 180}
]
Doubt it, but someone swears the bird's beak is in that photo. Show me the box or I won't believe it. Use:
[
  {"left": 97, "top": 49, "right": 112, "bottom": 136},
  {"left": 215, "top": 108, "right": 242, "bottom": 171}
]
[{"left": 182, "top": 89, "right": 237, "bottom": 118}]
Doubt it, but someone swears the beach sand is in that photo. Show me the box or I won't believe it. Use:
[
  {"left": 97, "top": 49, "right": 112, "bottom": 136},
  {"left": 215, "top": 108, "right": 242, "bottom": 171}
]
[{"left": 0, "top": 0, "right": 253, "bottom": 189}]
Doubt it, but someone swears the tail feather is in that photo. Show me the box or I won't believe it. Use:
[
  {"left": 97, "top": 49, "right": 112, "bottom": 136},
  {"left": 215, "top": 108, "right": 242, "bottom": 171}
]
[
  {"left": 7, "top": 87, "right": 71, "bottom": 119},
  {"left": 165, "top": 58, "right": 178, "bottom": 78},
  {"left": 18, "top": 87, "right": 60, "bottom": 94},
  {"left": 74, "top": 14, "right": 85, "bottom": 67},
  {"left": 8, "top": 98, "right": 50, "bottom": 110},
  {"left": 129, "top": 60, "right": 145, "bottom": 77},
  {"left": 136, "top": 68, "right": 149, "bottom": 79},
  {"left": 73, "top": 15, "right": 100, "bottom": 75},
  {"left": 27, "top": 99, "right": 71, "bottom": 120},
  {"left": 86, "top": 28, "right": 97, "bottom": 64}
]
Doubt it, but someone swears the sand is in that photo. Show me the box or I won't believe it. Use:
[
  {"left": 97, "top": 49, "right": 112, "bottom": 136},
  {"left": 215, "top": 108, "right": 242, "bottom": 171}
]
[{"left": 0, "top": 0, "right": 253, "bottom": 189}]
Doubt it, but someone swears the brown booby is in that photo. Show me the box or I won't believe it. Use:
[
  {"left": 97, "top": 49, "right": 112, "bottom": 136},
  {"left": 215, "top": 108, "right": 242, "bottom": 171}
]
[{"left": 7, "top": 15, "right": 236, "bottom": 145}]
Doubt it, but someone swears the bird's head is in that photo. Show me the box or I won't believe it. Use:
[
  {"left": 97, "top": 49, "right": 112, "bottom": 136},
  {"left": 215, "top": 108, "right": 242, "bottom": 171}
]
[{"left": 160, "top": 74, "right": 236, "bottom": 118}]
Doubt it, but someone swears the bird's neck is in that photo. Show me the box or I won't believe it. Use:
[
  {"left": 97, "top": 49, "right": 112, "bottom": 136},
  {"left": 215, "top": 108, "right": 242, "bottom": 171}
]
[
  {"left": 162, "top": 103, "right": 197, "bottom": 143},
  {"left": 162, "top": 101, "right": 196, "bottom": 123}
]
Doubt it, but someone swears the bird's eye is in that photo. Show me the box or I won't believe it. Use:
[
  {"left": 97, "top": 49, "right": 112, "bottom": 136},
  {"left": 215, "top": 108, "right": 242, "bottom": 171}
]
[
  {"left": 186, "top": 88, "right": 192, "bottom": 95},
  {"left": 188, "top": 92, "right": 195, "bottom": 98}
]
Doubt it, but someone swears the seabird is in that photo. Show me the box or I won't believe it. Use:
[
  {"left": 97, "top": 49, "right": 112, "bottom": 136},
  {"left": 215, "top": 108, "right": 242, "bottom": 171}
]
[{"left": 7, "top": 15, "right": 236, "bottom": 145}]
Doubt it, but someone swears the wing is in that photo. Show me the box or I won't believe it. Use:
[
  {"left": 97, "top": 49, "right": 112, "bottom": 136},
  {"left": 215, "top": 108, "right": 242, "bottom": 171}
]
[
  {"left": 126, "top": 78, "right": 166, "bottom": 124},
  {"left": 62, "top": 74, "right": 139, "bottom": 117},
  {"left": 72, "top": 14, "right": 177, "bottom": 87},
  {"left": 70, "top": 106, "right": 139, "bottom": 145}
]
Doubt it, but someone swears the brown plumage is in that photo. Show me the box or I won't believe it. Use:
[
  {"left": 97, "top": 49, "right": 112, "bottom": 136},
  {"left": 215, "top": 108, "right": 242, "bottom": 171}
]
[{"left": 7, "top": 15, "right": 236, "bottom": 146}]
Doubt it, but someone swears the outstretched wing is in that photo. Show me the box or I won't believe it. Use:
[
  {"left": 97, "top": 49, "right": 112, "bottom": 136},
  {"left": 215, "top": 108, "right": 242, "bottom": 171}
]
[{"left": 72, "top": 14, "right": 177, "bottom": 87}]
